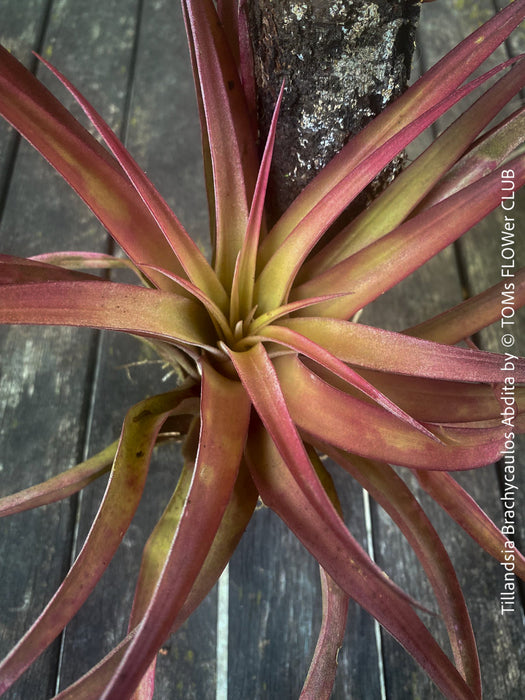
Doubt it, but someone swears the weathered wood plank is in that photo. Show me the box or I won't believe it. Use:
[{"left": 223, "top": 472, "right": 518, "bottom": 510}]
[
  {"left": 0, "top": 0, "right": 120, "bottom": 698},
  {"left": 0, "top": 0, "right": 49, "bottom": 171},
  {"left": 228, "top": 465, "right": 382, "bottom": 699}
]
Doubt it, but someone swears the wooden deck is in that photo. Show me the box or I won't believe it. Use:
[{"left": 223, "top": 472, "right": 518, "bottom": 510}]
[{"left": 0, "top": 1, "right": 524, "bottom": 698}]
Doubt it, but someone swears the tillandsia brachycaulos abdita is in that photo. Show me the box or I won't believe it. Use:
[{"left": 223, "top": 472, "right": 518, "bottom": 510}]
[{"left": 0, "top": 0, "right": 525, "bottom": 698}]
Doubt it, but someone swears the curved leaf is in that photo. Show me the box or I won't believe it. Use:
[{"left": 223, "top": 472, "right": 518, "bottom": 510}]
[
  {"left": 354, "top": 369, "right": 525, "bottom": 424},
  {"left": 258, "top": 0, "right": 525, "bottom": 263},
  {"left": 0, "top": 388, "right": 194, "bottom": 694},
  {"left": 36, "top": 54, "right": 228, "bottom": 311},
  {"left": 0, "top": 254, "right": 100, "bottom": 283},
  {"left": 274, "top": 354, "right": 512, "bottom": 470},
  {"left": 0, "top": 441, "right": 117, "bottom": 517},
  {"left": 101, "top": 361, "right": 251, "bottom": 699},
  {"left": 258, "top": 322, "right": 439, "bottom": 441},
  {"left": 265, "top": 318, "right": 525, "bottom": 382},
  {"left": 54, "top": 634, "right": 135, "bottom": 700},
  {"left": 292, "top": 153, "right": 525, "bottom": 319},
  {"left": 303, "top": 58, "right": 525, "bottom": 274},
  {"left": 0, "top": 279, "right": 214, "bottom": 350},
  {"left": 300, "top": 448, "right": 349, "bottom": 700},
  {"left": 228, "top": 343, "right": 428, "bottom": 612},
  {"left": 418, "top": 106, "right": 525, "bottom": 211},
  {"left": 30, "top": 251, "right": 146, "bottom": 280},
  {"left": 139, "top": 263, "right": 233, "bottom": 345},
  {"left": 325, "top": 447, "right": 480, "bottom": 694},
  {"left": 244, "top": 421, "right": 476, "bottom": 700},
  {"left": 0, "top": 47, "right": 182, "bottom": 292},
  {"left": 416, "top": 470, "right": 525, "bottom": 581},
  {"left": 246, "top": 292, "right": 350, "bottom": 337},
  {"left": 405, "top": 267, "right": 525, "bottom": 344},
  {"left": 300, "top": 564, "right": 349, "bottom": 700},
  {"left": 183, "top": 0, "right": 259, "bottom": 289},
  {"left": 256, "top": 60, "right": 524, "bottom": 313},
  {"left": 53, "top": 458, "right": 257, "bottom": 700}
]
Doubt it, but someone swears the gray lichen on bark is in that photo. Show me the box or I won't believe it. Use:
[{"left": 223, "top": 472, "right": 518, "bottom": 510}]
[{"left": 245, "top": 0, "right": 421, "bottom": 220}]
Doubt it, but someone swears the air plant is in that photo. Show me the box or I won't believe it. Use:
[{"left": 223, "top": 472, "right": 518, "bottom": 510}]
[{"left": 0, "top": 0, "right": 524, "bottom": 698}]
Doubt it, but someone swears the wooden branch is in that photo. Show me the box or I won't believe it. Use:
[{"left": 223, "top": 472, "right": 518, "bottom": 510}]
[{"left": 245, "top": 0, "right": 421, "bottom": 219}]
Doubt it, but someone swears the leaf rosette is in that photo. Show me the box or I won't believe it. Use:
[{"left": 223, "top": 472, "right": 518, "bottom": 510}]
[{"left": 0, "top": 1, "right": 525, "bottom": 698}]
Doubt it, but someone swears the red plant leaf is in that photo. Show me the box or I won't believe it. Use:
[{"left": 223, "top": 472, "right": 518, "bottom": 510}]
[
  {"left": 0, "top": 279, "right": 214, "bottom": 350},
  {"left": 171, "top": 458, "right": 258, "bottom": 631},
  {"left": 405, "top": 268, "right": 525, "bottom": 344},
  {"left": 101, "top": 361, "right": 251, "bottom": 699},
  {"left": 228, "top": 343, "right": 428, "bottom": 611},
  {"left": 216, "top": 0, "right": 258, "bottom": 129},
  {"left": 417, "top": 106, "right": 525, "bottom": 211},
  {"left": 125, "top": 453, "right": 195, "bottom": 700},
  {"left": 0, "top": 47, "right": 185, "bottom": 292},
  {"left": 258, "top": 0, "right": 525, "bottom": 265},
  {"left": 256, "top": 60, "right": 524, "bottom": 312},
  {"left": 138, "top": 263, "right": 233, "bottom": 345},
  {"left": 300, "top": 565, "right": 349, "bottom": 700},
  {"left": 300, "top": 448, "right": 350, "bottom": 700},
  {"left": 416, "top": 470, "right": 525, "bottom": 581},
  {"left": 246, "top": 293, "right": 350, "bottom": 337},
  {"left": 216, "top": 0, "right": 241, "bottom": 64},
  {"left": 0, "top": 441, "right": 117, "bottom": 517},
  {"left": 353, "top": 369, "right": 525, "bottom": 424},
  {"left": 304, "top": 58, "right": 525, "bottom": 274},
  {"left": 36, "top": 53, "right": 227, "bottom": 311},
  {"left": 53, "top": 634, "right": 135, "bottom": 700},
  {"left": 325, "top": 447, "right": 481, "bottom": 694},
  {"left": 182, "top": 0, "right": 259, "bottom": 289},
  {"left": 274, "top": 354, "right": 511, "bottom": 470},
  {"left": 244, "top": 420, "right": 477, "bottom": 700},
  {"left": 52, "top": 458, "right": 257, "bottom": 700},
  {"left": 230, "top": 82, "right": 284, "bottom": 322},
  {"left": 0, "top": 388, "right": 194, "bottom": 694},
  {"left": 30, "top": 251, "right": 145, "bottom": 278},
  {"left": 292, "top": 154, "right": 525, "bottom": 318},
  {"left": 258, "top": 322, "right": 439, "bottom": 441},
  {"left": 0, "top": 254, "right": 100, "bottom": 283},
  {"left": 265, "top": 318, "right": 525, "bottom": 383}
]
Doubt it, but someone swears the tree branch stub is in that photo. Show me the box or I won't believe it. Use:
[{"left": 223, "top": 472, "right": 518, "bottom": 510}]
[{"left": 246, "top": 0, "right": 421, "bottom": 220}]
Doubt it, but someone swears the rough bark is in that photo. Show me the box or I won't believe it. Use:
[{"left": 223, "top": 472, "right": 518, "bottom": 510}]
[{"left": 245, "top": 0, "right": 421, "bottom": 221}]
